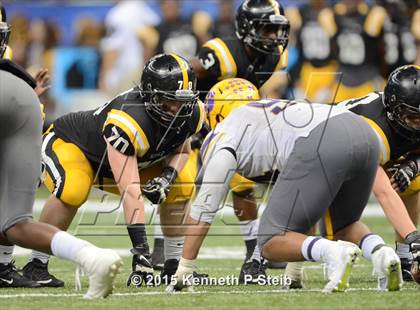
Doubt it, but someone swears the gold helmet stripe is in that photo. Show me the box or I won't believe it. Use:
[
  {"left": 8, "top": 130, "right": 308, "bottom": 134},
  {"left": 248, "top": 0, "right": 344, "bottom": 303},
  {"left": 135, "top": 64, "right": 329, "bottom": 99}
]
[
  {"left": 170, "top": 53, "right": 189, "bottom": 90},
  {"left": 269, "top": 0, "right": 280, "bottom": 15}
]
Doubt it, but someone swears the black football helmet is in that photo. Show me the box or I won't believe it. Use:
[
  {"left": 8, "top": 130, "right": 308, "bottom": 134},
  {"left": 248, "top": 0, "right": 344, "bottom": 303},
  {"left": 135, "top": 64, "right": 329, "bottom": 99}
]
[
  {"left": 235, "top": 0, "right": 289, "bottom": 54},
  {"left": 140, "top": 53, "right": 199, "bottom": 129},
  {"left": 0, "top": 4, "right": 10, "bottom": 58},
  {"left": 384, "top": 65, "right": 420, "bottom": 141}
]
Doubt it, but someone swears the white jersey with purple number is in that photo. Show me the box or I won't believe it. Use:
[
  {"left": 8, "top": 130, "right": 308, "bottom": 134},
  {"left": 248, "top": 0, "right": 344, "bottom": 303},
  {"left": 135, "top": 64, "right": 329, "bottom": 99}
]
[{"left": 201, "top": 100, "right": 350, "bottom": 178}]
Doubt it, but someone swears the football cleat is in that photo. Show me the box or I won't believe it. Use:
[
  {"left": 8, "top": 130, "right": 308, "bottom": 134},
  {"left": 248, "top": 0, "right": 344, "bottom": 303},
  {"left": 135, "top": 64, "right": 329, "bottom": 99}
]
[
  {"left": 75, "top": 246, "right": 122, "bottom": 299},
  {"left": 372, "top": 246, "right": 403, "bottom": 291},
  {"left": 151, "top": 238, "right": 165, "bottom": 271},
  {"left": 0, "top": 261, "right": 41, "bottom": 288},
  {"left": 22, "top": 259, "right": 64, "bottom": 287},
  {"left": 322, "top": 241, "right": 361, "bottom": 293},
  {"left": 239, "top": 259, "right": 266, "bottom": 284}
]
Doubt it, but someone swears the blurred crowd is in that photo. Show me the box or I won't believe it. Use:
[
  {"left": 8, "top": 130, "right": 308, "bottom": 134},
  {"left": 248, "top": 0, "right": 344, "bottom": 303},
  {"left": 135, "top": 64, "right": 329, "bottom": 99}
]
[{"left": 3, "top": 0, "right": 420, "bottom": 126}]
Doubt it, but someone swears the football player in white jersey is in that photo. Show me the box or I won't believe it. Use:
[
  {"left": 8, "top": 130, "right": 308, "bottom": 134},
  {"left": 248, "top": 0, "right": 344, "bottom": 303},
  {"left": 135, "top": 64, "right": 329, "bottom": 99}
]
[{"left": 167, "top": 82, "right": 405, "bottom": 292}]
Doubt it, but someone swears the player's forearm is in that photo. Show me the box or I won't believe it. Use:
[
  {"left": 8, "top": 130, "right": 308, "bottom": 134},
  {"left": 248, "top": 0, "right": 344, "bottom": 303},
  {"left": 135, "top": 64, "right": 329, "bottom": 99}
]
[
  {"left": 182, "top": 218, "right": 211, "bottom": 260},
  {"left": 121, "top": 186, "right": 146, "bottom": 224},
  {"left": 375, "top": 191, "right": 417, "bottom": 238},
  {"left": 373, "top": 167, "right": 417, "bottom": 238},
  {"left": 166, "top": 139, "right": 192, "bottom": 174}
]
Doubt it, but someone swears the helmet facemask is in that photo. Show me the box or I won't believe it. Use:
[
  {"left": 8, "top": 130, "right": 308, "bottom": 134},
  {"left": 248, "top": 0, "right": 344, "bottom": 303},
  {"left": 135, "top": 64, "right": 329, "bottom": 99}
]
[
  {"left": 241, "top": 14, "right": 289, "bottom": 54},
  {"left": 145, "top": 87, "right": 198, "bottom": 130},
  {"left": 0, "top": 22, "right": 11, "bottom": 58},
  {"left": 387, "top": 98, "right": 420, "bottom": 141}
]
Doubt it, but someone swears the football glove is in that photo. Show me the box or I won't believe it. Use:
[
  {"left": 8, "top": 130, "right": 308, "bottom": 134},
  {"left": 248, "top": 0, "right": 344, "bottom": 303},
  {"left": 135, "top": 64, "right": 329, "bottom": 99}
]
[
  {"left": 405, "top": 231, "right": 420, "bottom": 253},
  {"left": 165, "top": 257, "right": 196, "bottom": 293},
  {"left": 127, "top": 248, "right": 155, "bottom": 287},
  {"left": 143, "top": 166, "right": 178, "bottom": 204},
  {"left": 389, "top": 157, "right": 419, "bottom": 192}
]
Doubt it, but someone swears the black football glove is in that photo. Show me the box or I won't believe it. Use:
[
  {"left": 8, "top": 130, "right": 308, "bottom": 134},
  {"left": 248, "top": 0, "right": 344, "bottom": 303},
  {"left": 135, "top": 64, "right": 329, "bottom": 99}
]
[
  {"left": 405, "top": 231, "right": 420, "bottom": 254},
  {"left": 142, "top": 166, "right": 178, "bottom": 204},
  {"left": 127, "top": 247, "right": 155, "bottom": 287},
  {"left": 389, "top": 156, "right": 420, "bottom": 192}
]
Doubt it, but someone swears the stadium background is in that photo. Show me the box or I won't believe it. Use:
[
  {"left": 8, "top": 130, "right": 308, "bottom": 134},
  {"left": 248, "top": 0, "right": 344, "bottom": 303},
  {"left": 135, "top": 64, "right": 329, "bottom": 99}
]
[{"left": 3, "top": 0, "right": 408, "bottom": 126}]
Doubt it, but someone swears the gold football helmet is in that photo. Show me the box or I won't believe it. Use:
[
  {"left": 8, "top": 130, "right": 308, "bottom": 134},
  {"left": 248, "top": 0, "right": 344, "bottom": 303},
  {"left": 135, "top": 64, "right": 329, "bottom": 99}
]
[{"left": 205, "top": 78, "right": 260, "bottom": 129}]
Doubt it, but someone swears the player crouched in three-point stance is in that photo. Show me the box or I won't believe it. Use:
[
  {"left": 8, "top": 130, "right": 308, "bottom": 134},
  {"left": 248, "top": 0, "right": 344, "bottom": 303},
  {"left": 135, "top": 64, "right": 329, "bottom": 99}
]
[
  {"left": 0, "top": 55, "right": 122, "bottom": 299},
  {"left": 22, "top": 54, "right": 205, "bottom": 287},
  {"left": 167, "top": 85, "right": 404, "bottom": 293},
  {"left": 286, "top": 65, "right": 420, "bottom": 288}
]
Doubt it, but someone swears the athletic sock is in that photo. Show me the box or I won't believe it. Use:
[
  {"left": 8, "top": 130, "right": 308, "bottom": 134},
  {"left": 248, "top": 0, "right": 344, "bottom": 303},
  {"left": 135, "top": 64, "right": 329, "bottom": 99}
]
[
  {"left": 127, "top": 223, "right": 149, "bottom": 254},
  {"left": 301, "top": 236, "right": 335, "bottom": 262},
  {"left": 0, "top": 245, "right": 14, "bottom": 264},
  {"left": 154, "top": 215, "right": 164, "bottom": 240},
  {"left": 359, "top": 233, "right": 385, "bottom": 261},
  {"left": 164, "top": 236, "right": 184, "bottom": 261},
  {"left": 51, "top": 231, "right": 91, "bottom": 262},
  {"left": 240, "top": 219, "right": 259, "bottom": 261},
  {"left": 30, "top": 250, "right": 51, "bottom": 264},
  {"left": 245, "top": 239, "right": 257, "bottom": 261},
  {"left": 249, "top": 243, "right": 261, "bottom": 262},
  {"left": 285, "top": 261, "right": 304, "bottom": 281}
]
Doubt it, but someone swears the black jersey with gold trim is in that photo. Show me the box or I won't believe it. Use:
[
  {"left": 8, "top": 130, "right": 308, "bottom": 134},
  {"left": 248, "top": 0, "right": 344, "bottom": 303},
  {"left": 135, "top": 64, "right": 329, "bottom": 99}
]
[
  {"left": 197, "top": 36, "right": 288, "bottom": 93},
  {"left": 53, "top": 87, "right": 205, "bottom": 177},
  {"left": 383, "top": 10, "right": 419, "bottom": 76},
  {"left": 329, "top": 3, "right": 386, "bottom": 86},
  {"left": 295, "top": 4, "right": 333, "bottom": 68},
  {"left": 338, "top": 91, "right": 419, "bottom": 165}
]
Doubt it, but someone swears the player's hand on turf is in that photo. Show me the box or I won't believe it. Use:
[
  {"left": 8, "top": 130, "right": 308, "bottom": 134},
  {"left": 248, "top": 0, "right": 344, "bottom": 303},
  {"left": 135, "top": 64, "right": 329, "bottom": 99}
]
[
  {"left": 34, "top": 68, "right": 51, "bottom": 97},
  {"left": 127, "top": 252, "right": 155, "bottom": 287},
  {"left": 166, "top": 258, "right": 195, "bottom": 293},
  {"left": 142, "top": 167, "right": 177, "bottom": 204},
  {"left": 389, "top": 159, "right": 418, "bottom": 192}
]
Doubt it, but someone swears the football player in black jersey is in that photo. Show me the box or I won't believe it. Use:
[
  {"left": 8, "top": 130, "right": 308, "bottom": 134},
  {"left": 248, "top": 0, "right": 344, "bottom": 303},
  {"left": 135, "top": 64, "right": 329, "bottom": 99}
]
[
  {"left": 192, "top": 0, "right": 289, "bottom": 100},
  {"left": 186, "top": 0, "right": 290, "bottom": 280},
  {"left": 379, "top": 0, "right": 420, "bottom": 77},
  {"left": 286, "top": 0, "right": 338, "bottom": 103},
  {"left": 325, "top": 0, "right": 388, "bottom": 102},
  {"left": 21, "top": 53, "right": 205, "bottom": 287},
  {"left": 286, "top": 65, "right": 420, "bottom": 288}
]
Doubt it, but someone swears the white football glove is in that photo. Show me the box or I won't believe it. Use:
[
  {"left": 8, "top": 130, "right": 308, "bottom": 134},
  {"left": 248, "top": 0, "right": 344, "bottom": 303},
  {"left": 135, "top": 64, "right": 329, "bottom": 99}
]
[{"left": 166, "top": 257, "right": 196, "bottom": 293}]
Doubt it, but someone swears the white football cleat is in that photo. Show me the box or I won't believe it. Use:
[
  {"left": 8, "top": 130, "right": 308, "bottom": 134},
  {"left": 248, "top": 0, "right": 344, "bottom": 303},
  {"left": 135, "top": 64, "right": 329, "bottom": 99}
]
[
  {"left": 322, "top": 240, "right": 361, "bottom": 293},
  {"left": 75, "top": 246, "right": 123, "bottom": 299},
  {"left": 371, "top": 246, "right": 402, "bottom": 291}
]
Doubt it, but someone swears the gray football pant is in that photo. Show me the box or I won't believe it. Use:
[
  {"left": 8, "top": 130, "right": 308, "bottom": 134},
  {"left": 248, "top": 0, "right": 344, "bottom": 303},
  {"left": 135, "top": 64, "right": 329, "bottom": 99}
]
[
  {"left": 0, "top": 70, "right": 42, "bottom": 233},
  {"left": 258, "top": 113, "right": 380, "bottom": 249}
]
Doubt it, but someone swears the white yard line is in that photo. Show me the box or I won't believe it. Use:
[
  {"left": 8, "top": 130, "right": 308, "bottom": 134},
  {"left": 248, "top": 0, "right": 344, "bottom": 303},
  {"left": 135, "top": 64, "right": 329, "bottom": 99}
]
[{"left": 0, "top": 287, "right": 418, "bottom": 299}]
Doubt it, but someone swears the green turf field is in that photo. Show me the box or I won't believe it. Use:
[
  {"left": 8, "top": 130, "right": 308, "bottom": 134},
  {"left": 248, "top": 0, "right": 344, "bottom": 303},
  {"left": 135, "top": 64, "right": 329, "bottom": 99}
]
[{"left": 1, "top": 207, "right": 419, "bottom": 310}]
